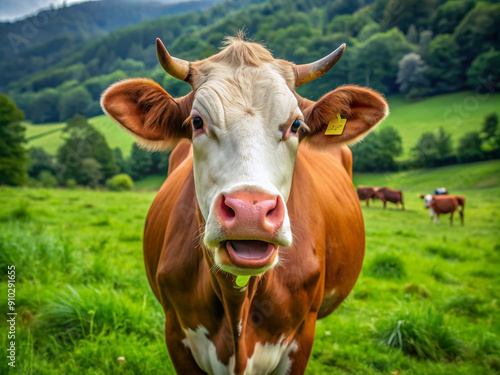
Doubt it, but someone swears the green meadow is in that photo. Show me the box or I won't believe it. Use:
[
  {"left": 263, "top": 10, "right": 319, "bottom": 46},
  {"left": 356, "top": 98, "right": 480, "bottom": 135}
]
[
  {"left": 1, "top": 160, "right": 499, "bottom": 374},
  {"left": 24, "top": 91, "right": 500, "bottom": 160}
]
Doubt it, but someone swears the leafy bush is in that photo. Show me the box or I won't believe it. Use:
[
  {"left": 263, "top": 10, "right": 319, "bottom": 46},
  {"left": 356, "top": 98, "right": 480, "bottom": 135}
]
[
  {"left": 66, "top": 178, "right": 77, "bottom": 189},
  {"left": 38, "top": 170, "right": 58, "bottom": 188},
  {"left": 106, "top": 173, "right": 134, "bottom": 191},
  {"left": 367, "top": 253, "right": 406, "bottom": 279}
]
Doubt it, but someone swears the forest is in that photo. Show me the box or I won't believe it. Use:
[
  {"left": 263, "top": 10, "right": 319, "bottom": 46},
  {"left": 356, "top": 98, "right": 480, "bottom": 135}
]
[
  {"left": 1, "top": 0, "right": 499, "bottom": 188},
  {"left": 4, "top": 0, "right": 499, "bottom": 123}
]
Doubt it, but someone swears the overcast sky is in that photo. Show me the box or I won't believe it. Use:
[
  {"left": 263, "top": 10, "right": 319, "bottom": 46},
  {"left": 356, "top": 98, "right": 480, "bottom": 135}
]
[{"left": 0, "top": 0, "right": 94, "bottom": 21}]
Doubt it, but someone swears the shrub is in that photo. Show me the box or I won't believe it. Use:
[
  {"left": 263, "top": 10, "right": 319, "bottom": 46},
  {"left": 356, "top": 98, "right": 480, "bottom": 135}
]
[
  {"left": 367, "top": 253, "right": 406, "bottom": 279},
  {"left": 106, "top": 173, "right": 134, "bottom": 191},
  {"left": 38, "top": 170, "right": 58, "bottom": 188},
  {"left": 66, "top": 178, "right": 77, "bottom": 189}
]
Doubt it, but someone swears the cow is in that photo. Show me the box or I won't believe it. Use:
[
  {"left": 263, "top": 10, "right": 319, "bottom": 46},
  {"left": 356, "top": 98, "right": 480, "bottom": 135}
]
[
  {"left": 357, "top": 186, "right": 376, "bottom": 207},
  {"left": 421, "top": 194, "right": 465, "bottom": 225},
  {"left": 101, "top": 35, "right": 388, "bottom": 374},
  {"left": 373, "top": 187, "right": 404, "bottom": 210}
]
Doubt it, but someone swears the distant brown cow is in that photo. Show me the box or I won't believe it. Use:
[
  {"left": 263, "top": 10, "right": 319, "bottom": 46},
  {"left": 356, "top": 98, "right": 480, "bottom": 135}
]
[
  {"left": 421, "top": 194, "right": 465, "bottom": 225},
  {"left": 357, "top": 186, "right": 376, "bottom": 207},
  {"left": 374, "top": 187, "right": 404, "bottom": 210}
]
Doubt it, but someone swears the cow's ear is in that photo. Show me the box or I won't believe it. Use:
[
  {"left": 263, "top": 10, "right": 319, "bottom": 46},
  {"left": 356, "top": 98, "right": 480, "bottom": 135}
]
[
  {"left": 299, "top": 85, "right": 388, "bottom": 148},
  {"left": 101, "top": 78, "right": 193, "bottom": 151}
]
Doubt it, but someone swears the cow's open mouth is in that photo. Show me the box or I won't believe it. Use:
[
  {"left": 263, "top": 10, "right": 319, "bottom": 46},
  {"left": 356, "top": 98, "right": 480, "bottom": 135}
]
[{"left": 225, "top": 240, "right": 276, "bottom": 268}]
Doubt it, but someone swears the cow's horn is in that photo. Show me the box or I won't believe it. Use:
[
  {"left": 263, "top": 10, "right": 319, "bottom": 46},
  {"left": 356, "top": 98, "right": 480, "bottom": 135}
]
[
  {"left": 294, "top": 43, "right": 346, "bottom": 87},
  {"left": 156, "top": 38, "right": 191, "bottom": 82}
]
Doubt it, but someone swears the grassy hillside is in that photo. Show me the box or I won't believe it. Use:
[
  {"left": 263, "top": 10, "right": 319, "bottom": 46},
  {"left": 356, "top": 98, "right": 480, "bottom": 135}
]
[
  {"left": 24, "top": 115, "right": 135, "bottom": 158},
  {"left": 353, "top": 160, "right": 500, "bottom": 192},
  {"left": 1, "top": 159, "right": 498, "bottom": 374},
  {"left": 380, "top": 92, "right": 500, "bottom": 158},
  {"left": 24, "top": 91, "right": 500, "bottom": 160}
]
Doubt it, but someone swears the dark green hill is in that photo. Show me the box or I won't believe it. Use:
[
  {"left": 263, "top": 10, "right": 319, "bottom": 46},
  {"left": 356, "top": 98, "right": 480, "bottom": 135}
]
[{"left": 0, "top": 0, "right": 220, "bottom": 88}]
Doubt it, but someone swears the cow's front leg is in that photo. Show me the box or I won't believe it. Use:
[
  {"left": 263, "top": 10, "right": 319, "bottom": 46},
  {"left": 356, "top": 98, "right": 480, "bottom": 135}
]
[
  {"left": 164, "top": 311, "right": 206, "bottom": 375},
  {"left": 280, "top": 314, "right": 318, "bottom": 375}
]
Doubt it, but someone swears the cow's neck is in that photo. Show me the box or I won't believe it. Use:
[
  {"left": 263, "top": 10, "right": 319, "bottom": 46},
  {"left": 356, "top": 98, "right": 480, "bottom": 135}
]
[
  {"left": 204, "top": 243, "right": 268, "bottom": 372},
  {"left": 197, "top": 204, "right": 268, "bottom": 373}
]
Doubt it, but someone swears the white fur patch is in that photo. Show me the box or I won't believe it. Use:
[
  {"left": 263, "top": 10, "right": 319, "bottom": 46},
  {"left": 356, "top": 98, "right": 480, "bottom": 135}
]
[{"left": 182, "top": 326, "right": 297, "bottom": 375}]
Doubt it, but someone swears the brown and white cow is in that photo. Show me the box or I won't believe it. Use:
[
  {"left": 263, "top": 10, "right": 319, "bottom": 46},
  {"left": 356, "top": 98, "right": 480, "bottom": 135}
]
[
  {"left": 373, "top": 187, "right": 404, "bottom": 210},
  {"left": 357, "top": 186, "right": 376, "bottom": 207},
  {"left": 421, "top": 194, "right": 465, "bottom": 225},
  {"left": 101, "top": 36, "right": 388, "bottom": 374}
]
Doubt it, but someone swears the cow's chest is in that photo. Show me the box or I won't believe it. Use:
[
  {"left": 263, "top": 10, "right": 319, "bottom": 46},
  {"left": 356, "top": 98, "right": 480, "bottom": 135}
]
[{"left": 182, "top": 325, "right": 298, "bottom": 375}]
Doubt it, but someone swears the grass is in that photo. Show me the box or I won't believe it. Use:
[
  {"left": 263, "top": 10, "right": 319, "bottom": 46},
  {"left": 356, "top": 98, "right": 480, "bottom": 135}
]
[
  {"left": 23, "top": 91, "right": 500, "bottom": 160},
  {"left": 23, "top": 115, "right": 135, "bottom": 158},
  {"left": 381, "top": 92, "right": 500, "bottom": 158},
  {"left": 1, "top": 160, "right": 499, "bottom": 374}
]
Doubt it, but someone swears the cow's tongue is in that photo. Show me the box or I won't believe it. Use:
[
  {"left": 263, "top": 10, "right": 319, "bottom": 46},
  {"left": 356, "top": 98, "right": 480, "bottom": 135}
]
[
  {"left": 225, "top": 240, "right": 276, "bottom": 269},
  {"left": 229, "top": 240, "right": 270, "bottom": 259}
]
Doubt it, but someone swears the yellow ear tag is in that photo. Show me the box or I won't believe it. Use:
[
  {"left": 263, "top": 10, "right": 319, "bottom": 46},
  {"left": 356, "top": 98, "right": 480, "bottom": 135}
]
[
  {"left": 325, "top": 113, "right": 347, "bottom": 135},
  {"left": 235, "top": 275, "right": 250, "bottom": 287}
]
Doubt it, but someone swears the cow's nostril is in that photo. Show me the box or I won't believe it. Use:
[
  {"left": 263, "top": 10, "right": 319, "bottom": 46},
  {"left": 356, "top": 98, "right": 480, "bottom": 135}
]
[{"left": 221, "top": 196, "right": 236, "bottom": 218}]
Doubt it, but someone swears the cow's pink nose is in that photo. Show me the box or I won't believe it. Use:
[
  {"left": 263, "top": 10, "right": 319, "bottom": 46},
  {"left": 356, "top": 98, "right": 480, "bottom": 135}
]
[{"left": 215, "top": 191, "right": 285, "bottom": 238}]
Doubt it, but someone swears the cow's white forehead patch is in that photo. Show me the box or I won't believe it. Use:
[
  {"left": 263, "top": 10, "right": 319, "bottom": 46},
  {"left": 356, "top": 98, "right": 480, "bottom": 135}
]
[
  {"left": 182, "top": 325, "right": 297, "bottom": 375},
  {"left": 193, "top": 63, "right": 298, "bottom": 130}
]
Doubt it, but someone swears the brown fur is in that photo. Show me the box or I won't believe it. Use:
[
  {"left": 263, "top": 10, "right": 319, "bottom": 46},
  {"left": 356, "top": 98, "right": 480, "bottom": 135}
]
[
  {"left": 374, "top": 187, "right": 404, "bottom": 210},
  {"left": 298, "top": 86, "right": 389, "bottom": 148},
  {"left": 145, "top": 144, "right": 365, "bottom": 374},
  {"left": 101, "top": 37, "right": 389, "bottom": 375},
  {"left": 357, "top": 186, "right": 376, "bottom": 206},
  {"left": 429, "top": 195, "right": 465, "bottom": 226}
]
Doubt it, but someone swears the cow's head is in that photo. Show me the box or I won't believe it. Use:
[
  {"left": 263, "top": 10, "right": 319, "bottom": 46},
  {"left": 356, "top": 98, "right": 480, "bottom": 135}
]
[{"left": 101, "top": 36, "right": 388, "bottom": 278}]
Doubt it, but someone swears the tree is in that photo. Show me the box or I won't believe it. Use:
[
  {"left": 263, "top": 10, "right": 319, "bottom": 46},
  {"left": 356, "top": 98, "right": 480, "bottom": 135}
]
[
  {"left": 435, "top": 127, "right": 453, "bottom": 160},
  {"left": 482, "top": 113, "right": 498, "bottom": 140},
  {"left": 454, "top": 3, "right": 500, "bottom": 66},
  {"left": 412, "top": 132, "right": 439, "bottom": 167},
  {"left": 58, "top": 86, "right": 92, "bottom": 121},
  {"left": 56, "top": 115, "right": 118, "bottom": 185},
  {"left": 406, "top": 24, "right": 418, "bottom": 44},
  {"left": 0, "top": 95, "right": 27, "bottom": 186},
  {"left": 426, "top": 35, "right": 463, "bottom": 93},
  {"left": 80, "top": 158, "right": 102, "bottom": 188},
  {"left": 381, "top": 0, "right": 434, "bottom": 33},
  {"left": 352, "top": 127, "right": 402, "bottom": 172},
  {"left": 430, "top": 0, "right": 475, "bottom": 35},
  {"left": 457, "top": 131, "right": 484, "bottom": 162},
  {"left": 396, "top": 53, "right": 429, "bottom": 98},
  {"left": 29, "top": 89, "right": 60, "bottom": 123},
  {"left": 349, "top": 28, "right": 413, "bottom": 93},
  {"left": 378, "top": 127, "right": 403, "bottom": 157},
  {"left": 467, "top": 49, "right": 500, "bottom": 91},
  {"left": 480, "top": 112, "right": 499, "bottom": 151},
  {"left": 28, "top": 147, "right": 55, "bottom": 177},
  {"left": 412, "top": 128, "right": 453, "bottom": 167},
  {"left": 113, "top": 147, "right": 130, "bottom": 174},
  {"left": 128, "top": 143, "right": 153, "bottom": 180}
]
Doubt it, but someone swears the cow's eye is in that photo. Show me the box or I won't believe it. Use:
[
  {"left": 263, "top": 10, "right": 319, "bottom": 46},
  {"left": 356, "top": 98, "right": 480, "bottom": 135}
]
[
  {"left": 290, "top": 119, "right": 301, "bottom": 133},
  {"left": 193, "top": 117, "right": 204, "bottom": 130}
]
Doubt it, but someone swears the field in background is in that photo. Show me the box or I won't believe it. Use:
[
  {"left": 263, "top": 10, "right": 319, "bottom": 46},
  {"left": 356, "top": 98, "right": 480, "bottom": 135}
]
[
  {"left": 379, "top": 92, "right": 500, "bottom": 159},
  {"left": 24, "top": 115, "right": 136, "bottom": 158},
  {"left": 24, "top": 92, "right": 500, "bottom": 160},
  {"left": 1, "top": 160, "right": 499, "bottom": 374}
]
